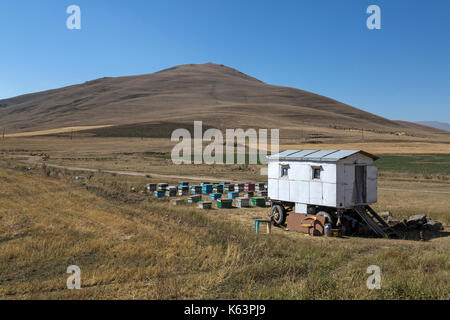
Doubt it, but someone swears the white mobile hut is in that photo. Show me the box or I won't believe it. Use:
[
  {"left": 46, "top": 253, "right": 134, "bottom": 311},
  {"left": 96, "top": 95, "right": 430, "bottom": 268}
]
[{"left": 267, "top": 150, "right": 379, "bottom": 214}]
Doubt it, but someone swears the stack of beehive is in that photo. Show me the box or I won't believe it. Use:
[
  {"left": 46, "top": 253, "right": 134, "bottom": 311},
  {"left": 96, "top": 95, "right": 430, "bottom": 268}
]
[
  {"left": 178, "top": 186, "right": 189, "bottom": 196},
  {"left": 202, "top": 184, "right": 213, "bottom": 194},
  {"left": 166, "top": 186, "right": 177, "bottom": 197},
  {"left": 190, "top": 185, "right": 202, "bottom": 195}
]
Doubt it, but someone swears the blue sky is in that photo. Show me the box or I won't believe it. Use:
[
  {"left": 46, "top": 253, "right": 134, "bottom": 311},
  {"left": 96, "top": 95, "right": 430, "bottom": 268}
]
[{"left": 1, "top": 0, "right": 449, "bottom": 122}]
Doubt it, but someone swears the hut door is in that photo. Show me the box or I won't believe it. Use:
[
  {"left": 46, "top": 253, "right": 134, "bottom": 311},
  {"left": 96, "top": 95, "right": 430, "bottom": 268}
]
[
  {"left": 366, "top": 165, "right": 378, "bottom": 203},
  {"left": 354, "top": 165, "right": 367, "bottom": 204}
]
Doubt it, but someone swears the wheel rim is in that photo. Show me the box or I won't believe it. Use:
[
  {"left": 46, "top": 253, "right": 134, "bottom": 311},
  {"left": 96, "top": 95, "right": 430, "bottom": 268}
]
[{"left": 273, "top": 207, "right": 281, "bottom": 222}]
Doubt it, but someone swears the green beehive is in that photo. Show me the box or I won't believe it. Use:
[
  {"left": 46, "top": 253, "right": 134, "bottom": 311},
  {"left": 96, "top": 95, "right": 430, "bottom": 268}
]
[
  {"left": 217, "top": 199, "right": 233, "bottom": 208},
  {"left": 251, "top": 197, "right": 266, "bottom": 207}
]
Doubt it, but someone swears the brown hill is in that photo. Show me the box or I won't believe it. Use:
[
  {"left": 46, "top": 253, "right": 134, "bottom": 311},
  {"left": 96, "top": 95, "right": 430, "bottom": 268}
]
[{"left": 0, "top": 63, "right": 445, "bottom": 136}]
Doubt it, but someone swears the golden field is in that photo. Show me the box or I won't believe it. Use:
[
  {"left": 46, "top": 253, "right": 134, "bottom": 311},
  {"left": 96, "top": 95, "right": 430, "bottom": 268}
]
[{"left": 0, "top": 133, "right": 449, "bottom": 299}]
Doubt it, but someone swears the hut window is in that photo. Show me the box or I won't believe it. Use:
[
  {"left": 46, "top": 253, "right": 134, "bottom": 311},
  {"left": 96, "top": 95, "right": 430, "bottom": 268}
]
[
  {"left": 312, "top": 167, "right": 321, "bottom": 180},
  {"left": 281, "top": 165, "right": 289, "bottom": 177}
]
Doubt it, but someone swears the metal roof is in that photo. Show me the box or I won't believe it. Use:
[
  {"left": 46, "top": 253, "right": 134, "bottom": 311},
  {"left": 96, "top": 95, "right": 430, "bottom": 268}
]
[{"left": 267, "top": 150, "right": 379, "bottom": 162}]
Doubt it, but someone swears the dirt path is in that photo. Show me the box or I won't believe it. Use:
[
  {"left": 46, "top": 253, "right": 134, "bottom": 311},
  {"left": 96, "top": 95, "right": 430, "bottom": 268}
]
[
  {"left": 46, "top": 163, "right": 243, "bottom": 183},
  {"left": 14, "top": 155, "right": 450, "bottom": 194},
  {"left": 46, "top": 164, "right": 450, "bottom": 194}
]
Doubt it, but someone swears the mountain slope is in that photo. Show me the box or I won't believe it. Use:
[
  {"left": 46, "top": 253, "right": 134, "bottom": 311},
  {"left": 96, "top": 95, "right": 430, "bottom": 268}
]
[
  {"left": 0, "top": 63, "right": 443, "bottom": 135},
  {"left": 417, "top": 121, "right": 450, "bottom": 132}
]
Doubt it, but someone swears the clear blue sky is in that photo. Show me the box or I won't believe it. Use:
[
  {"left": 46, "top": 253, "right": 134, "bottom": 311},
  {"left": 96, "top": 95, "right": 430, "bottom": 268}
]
[{"left": 1, "top": 0, "right": 449, "bottom": 122}]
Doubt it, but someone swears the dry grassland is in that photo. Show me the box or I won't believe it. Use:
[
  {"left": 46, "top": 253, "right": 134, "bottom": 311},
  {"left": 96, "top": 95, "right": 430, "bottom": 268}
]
[
  {"left": 0, "top": 162, "right": 448, "bottom": 300},
  {"left": 0, "top": 133, "right": 449, "bottom": 300}
]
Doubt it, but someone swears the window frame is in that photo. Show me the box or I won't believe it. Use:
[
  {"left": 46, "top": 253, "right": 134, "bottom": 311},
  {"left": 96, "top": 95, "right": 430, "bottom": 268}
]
[
  {"left": 312, "top": 166, "right": 322, "bottom": 180},
  {"left": 280, "top": 164, "right": 290, "bottom": 178}
]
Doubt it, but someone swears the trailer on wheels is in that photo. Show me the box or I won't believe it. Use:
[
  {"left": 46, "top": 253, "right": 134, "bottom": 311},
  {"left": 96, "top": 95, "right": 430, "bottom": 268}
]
[{"left": 267, "top": 150, "right": 396, "bottom": 237}]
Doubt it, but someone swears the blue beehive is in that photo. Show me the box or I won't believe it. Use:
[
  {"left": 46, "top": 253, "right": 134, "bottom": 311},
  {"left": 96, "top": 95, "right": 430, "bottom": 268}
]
[
  {"left": 179, "top": 181, "right": 189, "bottom": 187},
  {"left": 210, "top": 193, "right": 222, "bottom": 200},
  {"left": 154, "top": 191, "right": 165, "bottom": 198},
  {"left": 202, "top": 184, "right": 213, "bottom": 194},
  {"left": 228, "top": 192, "right": 239, "bottom": 199},
  {"left": 190, "top": 185, "right": 202, "bottom": 195}
]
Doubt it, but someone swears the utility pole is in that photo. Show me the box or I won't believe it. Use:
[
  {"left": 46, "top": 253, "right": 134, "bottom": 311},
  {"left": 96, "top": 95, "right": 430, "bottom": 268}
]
[{"left": 361, "top": 128, "right": 364, "bottom": 142}]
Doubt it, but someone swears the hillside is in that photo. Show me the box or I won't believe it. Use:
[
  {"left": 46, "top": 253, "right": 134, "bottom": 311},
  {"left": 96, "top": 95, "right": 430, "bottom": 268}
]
[
  {"left": 0, "top": 63, "right": 444, "bottom": 136},
  {"left": 417, "top": 121, "right": 450, "bottom": 132}
]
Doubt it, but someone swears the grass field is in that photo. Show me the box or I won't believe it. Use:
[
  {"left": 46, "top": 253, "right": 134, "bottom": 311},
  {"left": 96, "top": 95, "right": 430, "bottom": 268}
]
[
  {"left": 376, "top": 154, "right": 450, "bottom": 176},
  {"left": 0, "top": 134, "right": 449, "bottom": 300},
  {"left": 0, "top": 166, "right": 448, "bottom": 299}
]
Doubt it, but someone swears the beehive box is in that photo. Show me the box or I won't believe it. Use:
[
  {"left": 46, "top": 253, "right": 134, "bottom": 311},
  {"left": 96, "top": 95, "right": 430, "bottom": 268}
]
[
  {"left": 154, "top": 191, "right": 165, "bottom": 198},
  {"left": 202, "top": 184, "right": 213, "bottom": 194},
  {"left": 178, "top": 181, "right": 189, "bottom": 187},
  {"left": 213, "top": 185, "right": 224, "bottom": 194},
  {"left": 256, "top": 191, "right": 268, "bottom": 197},
  {"left": 255, "top": 183, "right": 266, "bottom": 191},
  {"left": 171, "top": 198, "right": 184, "bottom": 206},
  {"left": 146, "top": 183, "right": 157, "bottom": 192},
  {"left": 166, "top": 189, "right": 177, "bottom": 197},
  {"left": 178, "top": 187, "right": 189, "bottom": 196},
  {"left": 244, "top": 183, "right": 255, "bottom": 192},
  {"left": 234, "top": 184, "right": 244, "bottom": 192},
  {"left": 224, "top": 184, "right": 235, "bottom": 193},
  {"left": 190, "top": 186, "right": 202, "bottom": 195},
  {"left": 221, "top": 182, "right": 231, "bottom": 186},
  {"left": 210, "top": 193, "right": 222, "bottom": 200},
  {"left": 243, "top": 192, "right": 254, "bottom": 198},
  {"left": 188, "top": 195, "right": 202, "bottom": 203},
  {"left": 198, "top": 201, "right": 212, "bottom": 209},
  {"left": 157, "top": 183, "right": 168, "bottom": 191},
  {"left": 236, "top": 197, "right": 249, "bottom": 208},
  {"left": 217, "top": 199, "right": 233, "bottom": 208},
  {"left": 251, "top": 197, "right": 266, "bottom": 207},
  {"left": 227, "top": 192, "right": 239, "bottom": 199}
]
